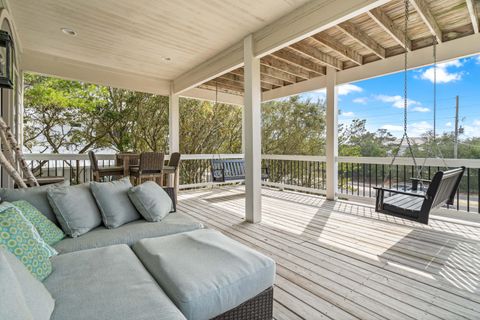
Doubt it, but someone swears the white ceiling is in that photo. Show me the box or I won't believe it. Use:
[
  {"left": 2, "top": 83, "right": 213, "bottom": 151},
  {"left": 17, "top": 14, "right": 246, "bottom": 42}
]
[{"left": 9, "top": 0, "right": 310, "bottom": 80}]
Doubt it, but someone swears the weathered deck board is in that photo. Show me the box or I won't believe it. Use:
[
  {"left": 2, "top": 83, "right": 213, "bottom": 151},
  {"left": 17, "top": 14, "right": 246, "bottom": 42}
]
[{"left": 177, "top": 186, "right": 480, "bottom": 320}]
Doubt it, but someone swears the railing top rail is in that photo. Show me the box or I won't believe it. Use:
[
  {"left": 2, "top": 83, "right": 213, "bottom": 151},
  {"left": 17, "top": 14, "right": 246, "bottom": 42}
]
[{"left": 23, "top": 153, "right": 480, "bottom": 168}]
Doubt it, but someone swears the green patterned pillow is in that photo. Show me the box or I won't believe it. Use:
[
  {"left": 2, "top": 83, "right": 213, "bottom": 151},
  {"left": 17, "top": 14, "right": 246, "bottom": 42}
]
[
  {"left": 0, "top": 202, "right": 53, "bottom": 281},
  {"left": 12, "top": 200, "right": 65, "bottom": 246}
]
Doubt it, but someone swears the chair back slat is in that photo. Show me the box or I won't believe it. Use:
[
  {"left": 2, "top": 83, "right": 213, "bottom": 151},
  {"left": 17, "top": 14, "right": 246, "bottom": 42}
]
[
  {"left": 427, "top": 167, "right": 465, "bottom": 209},
  {"left": 139, "top": 152, "right": 164, "bottom": 172},
  {"left": 88, "top": 151, "right": 99, "bottom": 171},
  {"left": 168, "top": 152, "right": 181, "bottom": 169}
]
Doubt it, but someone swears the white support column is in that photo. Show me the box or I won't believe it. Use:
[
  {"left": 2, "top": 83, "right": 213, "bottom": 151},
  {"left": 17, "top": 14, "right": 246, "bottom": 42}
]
[
  {"left": 241, "top": 105, "right": 246, "bottom": 154},
  {"left": 169, "top": 81, "right": 180, "bottom": 153},
  {"left": 326, "top": 66, "right": 338, "bottom": 200},
  {"left": 243, "top": 34, "right": 262, "bottom": 223}
]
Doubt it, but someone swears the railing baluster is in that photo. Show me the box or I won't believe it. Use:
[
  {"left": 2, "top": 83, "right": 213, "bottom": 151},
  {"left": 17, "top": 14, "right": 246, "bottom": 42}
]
[{"left": 467, "top": 168, "right": 470, "bottom": 212}]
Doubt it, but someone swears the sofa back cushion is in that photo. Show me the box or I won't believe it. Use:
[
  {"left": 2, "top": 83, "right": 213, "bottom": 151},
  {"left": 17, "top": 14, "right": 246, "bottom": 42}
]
[
  {"left": 128, "top": 181, "right": 173, "bottom": 222},
  {"left": 47, "top": 183, "right": 102, "bottom": 237},
  {"left": 0, "top": 180, "right": 69, "bottom": 225},
  {"left": 1, "top": 248, "right": 55, "bottom": 319},
  {"left": 13, "top": 200, "right": 65, "bottom": 246},
  {"left": 0, "top": 250, "right": 33, "bottom": 320},
  {"left": 0, "top": 202, "right": 55, "bottom": 281},
  {"left": 90, "top": 177, "right": 141, "bottom": 229}
]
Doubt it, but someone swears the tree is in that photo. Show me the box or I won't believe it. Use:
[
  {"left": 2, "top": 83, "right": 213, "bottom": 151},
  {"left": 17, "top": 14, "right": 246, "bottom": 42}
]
[{"left": 262, "top": 96, "right": 326, "bottom": 155}]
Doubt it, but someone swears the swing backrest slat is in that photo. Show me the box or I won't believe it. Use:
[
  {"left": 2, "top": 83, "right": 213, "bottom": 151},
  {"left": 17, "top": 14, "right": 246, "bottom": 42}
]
[{"left": 426, "top": 167, "right": 465, "bottom": 210}]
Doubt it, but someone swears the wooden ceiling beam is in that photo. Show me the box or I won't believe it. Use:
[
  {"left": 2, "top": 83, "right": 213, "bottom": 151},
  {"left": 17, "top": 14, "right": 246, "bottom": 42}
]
[
  {"left": 218, "top": 73, "right": 273, "bottom": 90},
  {"left": 260, "top": 65, "right": 297, "bottom": 83},
  {"left": 337, "top": 21, "right": 386, "bottom": 59},
  {"left": 261, "top": 56, "right": 315, "bottom": 80},
  {"left": 230, "top": 68, "right": 285, "bottom": 87},
  {"left": 270, "top": 49, "right": 326, "bottom": 75},
  {"left": 368, "top": 8, "right": 412, "bottom": 51},
  {"left": 466, "top": 0, "right": 479, "bottom": 33},
  {"left": 202, "top": 80, "right": 243, "bottom": 93},
  {"left": 289, "top": 42, "right": 343, "bottom": 70},
  {"left": 409, "top": 0, "right": 442, "bottom": 43},
  {"left": 311, "top": 34, "right": 363, "bottom": 65}
]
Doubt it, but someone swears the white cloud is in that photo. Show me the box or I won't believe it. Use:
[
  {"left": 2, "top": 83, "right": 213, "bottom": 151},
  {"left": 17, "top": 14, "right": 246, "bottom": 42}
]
[
  {"left": 381, "top": 121, "right": 432, "bottom": 137},
  {"left": 374, "top": 95, "right": 421, "bottom": 109},
  {"left": 341, "top": 111, "right": 355, "bottom": 117},
  {"left": 419, "top": 59, "right": 463, "bottom": 84},
  {"left": 409, "top": 121, "right": 433, "bottom": 137},
  {"left": 473, "top": 119, "right": 480, "bottom": 126},
  {"left": 381, "top": 124, "right": 403, "bottom": 132},
  {"left": 411, "top": 106, "right": 430, "bottom": 113},
  {"left": 337, "top": 84, "right": 362, "bottom": 96},
  {"left": 445, "top": 122, "right": 452, "bottom": 128},
  {"left": 353, "top": 97, "right": 368, "bottom": 104}
]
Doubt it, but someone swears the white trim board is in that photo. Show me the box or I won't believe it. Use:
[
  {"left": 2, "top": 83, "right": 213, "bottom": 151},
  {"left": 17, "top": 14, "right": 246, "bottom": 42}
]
[{"left": 21, "top": 50, "right": 171, "bottom": 96}]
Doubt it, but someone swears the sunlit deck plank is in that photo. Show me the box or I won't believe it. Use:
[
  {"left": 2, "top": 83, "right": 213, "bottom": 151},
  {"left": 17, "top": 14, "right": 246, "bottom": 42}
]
[{"left": 177, "top": 186, "right": 480, "bottom": 320}]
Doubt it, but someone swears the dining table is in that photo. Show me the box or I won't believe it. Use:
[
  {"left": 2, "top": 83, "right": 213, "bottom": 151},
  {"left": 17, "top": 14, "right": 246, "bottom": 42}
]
[{"left": 116, "top": 153, "right": 179, "bottom": 195}]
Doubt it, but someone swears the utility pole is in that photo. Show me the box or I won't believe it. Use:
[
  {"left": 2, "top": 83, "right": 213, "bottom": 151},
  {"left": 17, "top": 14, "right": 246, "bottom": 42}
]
[{"left": 454, "top": 95, "right": 459, "bottom": 159}]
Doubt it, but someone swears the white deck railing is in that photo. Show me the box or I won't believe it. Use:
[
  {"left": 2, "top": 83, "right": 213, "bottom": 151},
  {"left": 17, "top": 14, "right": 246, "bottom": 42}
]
[{"left": 24, "top": 153, "right": 479, "bottom": 213}]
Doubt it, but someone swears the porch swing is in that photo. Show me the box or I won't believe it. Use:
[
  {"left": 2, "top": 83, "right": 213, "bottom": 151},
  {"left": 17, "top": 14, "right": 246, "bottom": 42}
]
[{"left": 373, "top": 0, "right": 465, "bottom": 225}]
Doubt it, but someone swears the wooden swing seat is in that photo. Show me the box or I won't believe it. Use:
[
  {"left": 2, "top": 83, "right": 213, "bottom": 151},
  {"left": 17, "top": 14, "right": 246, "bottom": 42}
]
[{"left": 374, "top": 167, "right": 465, "bottom": 224}]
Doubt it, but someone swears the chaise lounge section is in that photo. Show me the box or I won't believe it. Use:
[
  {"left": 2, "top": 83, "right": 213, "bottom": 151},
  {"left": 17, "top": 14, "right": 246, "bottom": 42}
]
[{"left": 1, "top": 180, "right": 276, "bottom": 320}]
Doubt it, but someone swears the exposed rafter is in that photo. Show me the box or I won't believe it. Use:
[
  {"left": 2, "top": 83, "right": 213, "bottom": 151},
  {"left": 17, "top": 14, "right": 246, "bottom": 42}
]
[
  {"left": 230, "top": 68, "right": 285, "bottom": 87},
  {"left": 219, "top": 73, "right": 273, "bottom": 90},
  {"left": 337, "top": 21, "right": 386, "bottom": 59},
  {"left": 261, "top": 56, "right": 315, "bottom": 80},
  {"left": 260, "top": 65, "right": 297, "bottom": 83},
  {"left": 409, "top": 0, "right": 442, "bottom": 43},
  {"left": 466, "top": 0, "right": 479, "bottom": 33},
  {"left": 311, "top": 34, "right": 363, "bottom": 65},
  {"left": 202, "top": 80, "right": 243, "bottom": 94},
  {"left": 270, "top": 50, "right": 326, "bottom": 75},
  {"left": 289, "top": 42, "right": 343, "bottom": 70},
  {"left": 367, "top": 8, "right": 412, "bottom": 51}
]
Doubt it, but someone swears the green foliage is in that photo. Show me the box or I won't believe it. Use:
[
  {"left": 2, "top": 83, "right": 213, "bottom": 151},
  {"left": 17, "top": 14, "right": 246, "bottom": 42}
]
[{"left": 262, "top": 96, "right": 326, "bottom": 155}]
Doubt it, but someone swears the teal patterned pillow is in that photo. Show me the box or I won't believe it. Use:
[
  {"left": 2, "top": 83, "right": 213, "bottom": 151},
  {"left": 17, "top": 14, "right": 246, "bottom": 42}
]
[
  {"left": 13, "top": 200, "right": 65, "bottom": 246},
  {"left": 0, "top": 202, "right": 53, "bottom": 281}
]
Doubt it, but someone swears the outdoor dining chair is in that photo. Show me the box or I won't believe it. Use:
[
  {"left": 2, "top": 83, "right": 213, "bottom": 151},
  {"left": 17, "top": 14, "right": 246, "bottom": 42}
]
[
  {"left": 88, "top": 151, "right": 124, "bottom": 182},
  {"left": 129, "top": 152, "right": 165, "bottom": 185}
]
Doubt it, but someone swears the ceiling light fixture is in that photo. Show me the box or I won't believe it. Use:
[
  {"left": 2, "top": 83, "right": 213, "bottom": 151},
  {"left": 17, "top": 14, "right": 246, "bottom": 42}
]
[
  {"left": 61, "top": 28, "right": 77, "bottom": 36},
  {"left": 161, "top": 56, "right": 171, "bottom": 62}
]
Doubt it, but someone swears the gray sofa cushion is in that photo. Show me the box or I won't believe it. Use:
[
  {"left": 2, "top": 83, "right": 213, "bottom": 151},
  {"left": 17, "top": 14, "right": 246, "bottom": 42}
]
[
  {"left": 0, "top": 180, "right": 68, "bottom": 225},
  {"left": 133, "top": 229, "right": 276, "bottom": 320},
  {"left": 44, "top": 245, "right": 186, "bottom": 320},
  {"left": 128, "top": 181, "right": 173, "bottom": 222},
  {"left": 54, "top": 212, "right": 204, "bottom": 254},
  {"left": 0, "top": 250, "right": 33, "bottom": 320},
  {"left": 91, "top": 177, "right": 141, "bottom": 228},
  {"left": 47, "top": 183, "right": 102, "bottom": 237},
  {"left": 2, "top": 248, "right": 55, "bottom": 320}
]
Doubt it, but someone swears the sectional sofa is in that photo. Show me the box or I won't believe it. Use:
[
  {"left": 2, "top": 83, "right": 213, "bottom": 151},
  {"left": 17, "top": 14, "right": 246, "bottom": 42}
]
[{"left": 0, "top": 180, "right": 276, "bottom": 320}]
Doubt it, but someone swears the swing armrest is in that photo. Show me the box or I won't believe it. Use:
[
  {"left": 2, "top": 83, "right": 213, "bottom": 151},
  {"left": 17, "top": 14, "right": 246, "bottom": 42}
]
[
  {"left": 410, "top": 178, "right": 431, "bottom": 183},
  {"left": 373, "top": 187, "right": 428, "bottom": 199}
]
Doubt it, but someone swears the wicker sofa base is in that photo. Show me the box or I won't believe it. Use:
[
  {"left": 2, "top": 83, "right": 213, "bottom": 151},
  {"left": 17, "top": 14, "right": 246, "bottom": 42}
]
[{"left": 212, "top": 287, "right": 273, "bottom": 320}]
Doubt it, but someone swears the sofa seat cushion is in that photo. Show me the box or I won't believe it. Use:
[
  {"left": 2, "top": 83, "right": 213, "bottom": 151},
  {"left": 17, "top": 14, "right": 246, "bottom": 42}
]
[
  {"left": 44, "top": 245, "right": 186, "bottom": 320},
  {"left": 54, "top": 212, "right": 204, "bottom": 254},
  {"left": 132, "top": 229, "right": 276, "bottom": 320}
]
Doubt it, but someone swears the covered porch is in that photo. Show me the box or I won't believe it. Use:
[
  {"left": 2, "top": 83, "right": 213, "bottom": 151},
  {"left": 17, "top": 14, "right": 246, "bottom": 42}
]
[
  {"left": 1, "top": 0, "right": 480, "bottom": 318},
  {"left": 178, "top": 185, "right": 480, "bottom": 319}
]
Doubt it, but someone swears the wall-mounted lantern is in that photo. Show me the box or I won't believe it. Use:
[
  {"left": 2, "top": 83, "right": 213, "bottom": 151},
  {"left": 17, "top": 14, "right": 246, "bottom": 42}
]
[{"left": 0, "top": 30, "right": 14, "bottom": 89}]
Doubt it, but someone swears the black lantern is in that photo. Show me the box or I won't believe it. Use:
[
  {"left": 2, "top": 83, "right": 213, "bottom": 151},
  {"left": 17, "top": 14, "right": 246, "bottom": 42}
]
[{"left": 0, "top": 30, "right": 14, "bottom": 89}]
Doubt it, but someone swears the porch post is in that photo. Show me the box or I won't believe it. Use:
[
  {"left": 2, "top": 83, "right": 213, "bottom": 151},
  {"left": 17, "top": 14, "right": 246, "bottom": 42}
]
[
  {"left": 243, "top": 34, "right": 262, "bottom": 223},
  {"left": 326, "top": 66, "right": 338, "bottom": 200},
  {"left": 169, "top": 81, "right": 180, "bottom": 153}
]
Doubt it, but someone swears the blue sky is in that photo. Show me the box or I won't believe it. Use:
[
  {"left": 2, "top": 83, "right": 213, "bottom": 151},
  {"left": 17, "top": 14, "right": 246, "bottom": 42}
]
[{"left": 300, "top": 54, "right": 480, "bottom": 139}]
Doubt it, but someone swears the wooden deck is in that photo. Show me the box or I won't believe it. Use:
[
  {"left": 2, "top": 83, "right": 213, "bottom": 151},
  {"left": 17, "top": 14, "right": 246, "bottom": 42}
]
[{"left": 177, "top": 186, "right": 480, "bottom": 320}]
